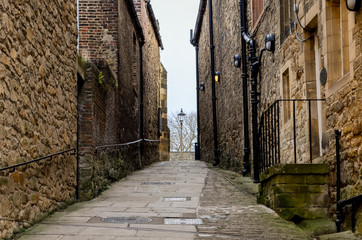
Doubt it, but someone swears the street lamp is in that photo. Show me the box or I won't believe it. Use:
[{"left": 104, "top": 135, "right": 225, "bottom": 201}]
[
  {"left": 178, "top": 108, "right": 186, "bottom": 161},
  {"left": 346, "top": 0, "right": 360, "bottom": 11}
]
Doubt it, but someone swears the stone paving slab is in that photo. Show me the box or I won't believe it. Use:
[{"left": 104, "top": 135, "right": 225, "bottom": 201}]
[
  {"left": 195, "top": 168, "right": 311, "bottom": 240},
  {"left": 14, "top": 161, "right": 313, "bottom": 240},
  {"left": 15, "top": 161, "right": 205, "bottom": 240}
]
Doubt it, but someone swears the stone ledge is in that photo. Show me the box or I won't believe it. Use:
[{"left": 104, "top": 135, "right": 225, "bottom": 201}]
[
  {"left": 258, "top": 163, "right": 330, "bottom": 221},
  {"left": 260, "top": 164, "right": 329, "bottom": 182}
]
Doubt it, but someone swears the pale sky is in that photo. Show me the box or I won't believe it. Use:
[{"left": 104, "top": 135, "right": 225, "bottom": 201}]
[{"left": 151, "top": 0, "right": 200, "bottom": 115}]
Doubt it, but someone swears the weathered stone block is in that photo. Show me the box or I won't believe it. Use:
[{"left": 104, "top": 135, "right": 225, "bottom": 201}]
[
  {"left": 305, "top": 175, "right": 328, "bottom": 185},
  {"left": 278, "top": 207, "right": 329, "bottom": 220},
  {"left": 277, "top": 193, "right": 309, "bottom": 208},
  {"left": 0, "top": 176, "right": 8, "bottom": 186},
  {"left": 275, "top": 175, "right": 306, "bottom": 184}
]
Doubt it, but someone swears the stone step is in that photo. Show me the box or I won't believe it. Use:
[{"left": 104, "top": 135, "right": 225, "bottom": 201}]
[{"left": 318, "top": 230, "right": 361, "bottom": 240}]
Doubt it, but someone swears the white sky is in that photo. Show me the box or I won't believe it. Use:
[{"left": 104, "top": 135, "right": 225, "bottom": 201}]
[{"left": 151, "top": 0, "right": 200, "bottom": 115}]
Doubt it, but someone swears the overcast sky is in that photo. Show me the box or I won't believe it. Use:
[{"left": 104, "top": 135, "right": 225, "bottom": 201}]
[{"left": 151, "top": 0, "right": 200, "bottom": 115}]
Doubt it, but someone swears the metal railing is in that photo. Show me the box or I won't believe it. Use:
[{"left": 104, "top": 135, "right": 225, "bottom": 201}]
[
  {"left": 0, "top": 148, "right": 77, "bottom": 173},
  {"left": 258, "top": 99, "right": 325, "bottom": 173},
  {"left": 335, "top": 130, "right": 362, "bottom": 232},
  {"left": 95, "top": 138, "right": 160, "bottom": 152}
]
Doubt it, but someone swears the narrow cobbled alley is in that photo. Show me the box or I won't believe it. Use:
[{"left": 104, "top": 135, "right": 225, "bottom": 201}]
[{"left": 15, "top": 161, "right": 310, "bottom": 240}]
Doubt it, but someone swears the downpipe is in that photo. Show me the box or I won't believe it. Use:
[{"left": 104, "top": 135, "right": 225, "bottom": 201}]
[
  {"left": 239, "top": 0, "right": 251, "bottom": 176},
  {"left": 208, "top": 0, "right": 220, "bottom": 166},
  {"left": 190, "top": 30, "right": 201, "bottom": 160}
]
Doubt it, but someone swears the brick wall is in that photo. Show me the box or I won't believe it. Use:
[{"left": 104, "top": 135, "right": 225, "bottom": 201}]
[
  {"left": 78, "top": 0, "right": 119, "bottom": 78},
  {"left": 136, "top": 0, "right": 163, "bottom": 163},
  {"left": 78, "top": 60, "right": 139, "bottom": 199},
  {"left": 78, "top": 0, "right": 146, "bottom": 199},
  {"left": 0, "top": 1, "right": 78, "bottom": 238}
]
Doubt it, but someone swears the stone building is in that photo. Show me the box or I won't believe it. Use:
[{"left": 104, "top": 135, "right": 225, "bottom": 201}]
[
  {"left": 192, "top": 0, "right": 361, "bottom": 233},
  {"left": 134, "top": 0, "right": 167, "bottom": 162},
  {"left": 78, "top": 0, "right": 168, "bottom": 199},
  {"left": 0, "top": 1, "right": 78, "bottom": 238},
  {"left": 160, "top": 64, "right": 170, "bottom": 161},
  {"left": 0, "top": 0, "right": 168, "bottom": 238}
]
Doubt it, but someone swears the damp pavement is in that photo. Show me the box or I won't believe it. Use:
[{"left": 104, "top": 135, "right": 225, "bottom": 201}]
[{"left": 15, "top": 161, "right": 311, "bottom": 240}]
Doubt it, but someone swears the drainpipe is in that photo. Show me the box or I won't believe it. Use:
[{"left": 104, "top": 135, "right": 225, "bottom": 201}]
[
  {"left": 208, "top": 0, "right": 220, "bottom": 166},
  {"left": 242, "top": 27, "right": 261, "bottom": 183},
  {"left": 239, "top": 0, "right": 251, "bottom": 176},
  {"left": 249, "top": 39, "right": 261, "bottom": 182},
  {"left": 139, "top": 40, "right": 145, "bottom": 156},
  {"left": 190, "top": 30, "right": 201, "bottom": 160}
]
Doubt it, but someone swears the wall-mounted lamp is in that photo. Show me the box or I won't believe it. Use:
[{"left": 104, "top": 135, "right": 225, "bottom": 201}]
[
  {"left": 265, "top": 34, "right": 275, "bottom": 52},
  {"left": 346, "top": 0, "right": 360, "bottom": 11},
  {"left": 234, "top": 54, "right": 241, "bottom": 68},
  {"left": 200, "top": 82, "right": 205, "bottom": 91},
  {"left": 215, "top": 71, "right": 220, "bottom": 82}
]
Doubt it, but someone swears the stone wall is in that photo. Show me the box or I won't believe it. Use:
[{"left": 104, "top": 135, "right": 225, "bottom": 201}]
[
  {"left": 78, "top": 0, "right": 145, "bottom": 200},
  {"left": 136, "top": 0, "right": 164, "bottom": 163},
  {"left": 194, "top": 0, "right": 361, "bottom": 231},
  {"left": 160, "top": 64, "right": 170, "bottom": 161},
  {"left": 196, "top": 0, "right": 245, "bottom": 171},
  {"left": 77, "top": 0, "right": 167, "bottom": 198},
  {"left": 0, "top": 0, "right": 78, "bottom": 238},
  {"left": 170, "top": 152, "right": 196, "bottom": 162},
  {"left": 258, "top": 164, "right": 329, "bottom": 220}
]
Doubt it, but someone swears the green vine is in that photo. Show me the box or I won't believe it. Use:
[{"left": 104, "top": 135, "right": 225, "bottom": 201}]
[{"left": 98, "top": 71, "right": 105, "bottom": 85}]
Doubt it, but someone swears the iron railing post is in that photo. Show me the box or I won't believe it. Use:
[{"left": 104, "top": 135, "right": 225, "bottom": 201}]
[
  {"left": 335, "top": 129, "right": 342, "bottom": 232},
  {"left": 293, "top": 100, "right": 297, "bottom": 163},
  {"left": 308, "top": 100, "right": 313, "bottom": 163}
]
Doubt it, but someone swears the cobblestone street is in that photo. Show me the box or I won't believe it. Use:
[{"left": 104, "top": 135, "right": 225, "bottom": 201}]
[{"left": 16, "top": 161, "right": 310, "bottom": 240}]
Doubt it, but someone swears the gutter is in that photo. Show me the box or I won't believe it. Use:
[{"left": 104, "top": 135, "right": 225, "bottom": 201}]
[
  {"left": 146, "top": 0, "right": 164, "bottom": 50},
  {"left": 192, "top": 0, "right": 207, "bottom": 45},
  {"left": 125, "top": 0, "right": 145, "bottom": 42}
]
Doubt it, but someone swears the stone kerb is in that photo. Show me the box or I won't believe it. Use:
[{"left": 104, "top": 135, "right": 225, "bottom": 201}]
[{"left": 258, "top": 164, "right": 329, "bottom": 221}]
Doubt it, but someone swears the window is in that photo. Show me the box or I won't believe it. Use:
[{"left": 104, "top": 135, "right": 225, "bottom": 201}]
[
  {"left": 282, "top": 68, "right": 291, "bottom": 123},
  {"left": 326, "top": 0, "right": 350, "bottom": 89},
  {"left": 280, "top": 0, "right": 294, "bottom": 44},
  {"left": 252, "top": 0, "right": 263, "bottom": 27}
]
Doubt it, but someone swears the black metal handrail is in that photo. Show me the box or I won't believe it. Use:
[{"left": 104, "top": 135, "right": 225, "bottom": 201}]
[
  {"left": 258, "top": 99, "right": 325, "bottom": 173},
  {"left": 336, "top": 194, "right": 362, "bottom": 232},
  {"left": 95, "top": 138, "right": 160, "bottom": 152},
  {"left": 0, "top": 148, "right": 76, "bottom": 173}
]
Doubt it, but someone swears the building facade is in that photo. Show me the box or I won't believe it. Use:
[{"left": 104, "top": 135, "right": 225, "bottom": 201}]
[
  {"left": 0, "top": 1, "right": 78, "bottom": 238},
  {"left": 192, "top": 0, "right": 361, "bottom": 233},
  {"left": 78, "top": 0, "right": 167, "bottom": 198},
  {"left": 0, "top": 0, "right": 168, "bottom": 238}
]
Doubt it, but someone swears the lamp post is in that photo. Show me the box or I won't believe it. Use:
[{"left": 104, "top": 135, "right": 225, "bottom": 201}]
[{"left": 178, "top": 108, "right": 186, "bottom": 161}]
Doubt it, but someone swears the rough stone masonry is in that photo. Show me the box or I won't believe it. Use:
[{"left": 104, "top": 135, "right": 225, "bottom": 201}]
[{"left": 0, "top": 0, "right": 78, "bottom": 238}]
